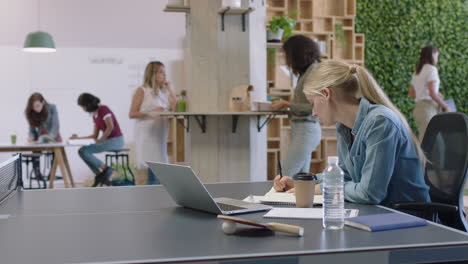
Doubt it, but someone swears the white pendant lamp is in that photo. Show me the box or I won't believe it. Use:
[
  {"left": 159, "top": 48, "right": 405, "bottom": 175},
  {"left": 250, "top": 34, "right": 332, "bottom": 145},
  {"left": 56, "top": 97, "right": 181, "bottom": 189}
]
[{"left": 23, "top": 0, "right": 56, "bottom": 53}]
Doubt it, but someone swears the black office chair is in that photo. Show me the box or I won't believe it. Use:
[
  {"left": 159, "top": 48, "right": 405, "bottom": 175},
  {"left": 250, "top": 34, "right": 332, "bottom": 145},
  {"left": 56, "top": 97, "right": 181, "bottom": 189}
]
[{"left": 393, "top": 112, "right": 468, "bottom": 232}]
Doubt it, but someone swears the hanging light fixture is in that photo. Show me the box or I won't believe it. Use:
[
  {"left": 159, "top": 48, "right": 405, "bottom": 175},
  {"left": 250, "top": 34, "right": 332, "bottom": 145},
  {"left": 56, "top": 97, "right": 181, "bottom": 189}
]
[{"left": 23, "top": 0, "right": 56, "bottom": 53}]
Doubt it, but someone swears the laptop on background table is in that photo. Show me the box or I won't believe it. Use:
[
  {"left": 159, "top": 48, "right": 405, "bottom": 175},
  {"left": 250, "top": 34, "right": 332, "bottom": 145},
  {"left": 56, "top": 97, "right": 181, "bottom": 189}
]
[{"left": 147, "top": 162, "right": 272, "bottom": 215}]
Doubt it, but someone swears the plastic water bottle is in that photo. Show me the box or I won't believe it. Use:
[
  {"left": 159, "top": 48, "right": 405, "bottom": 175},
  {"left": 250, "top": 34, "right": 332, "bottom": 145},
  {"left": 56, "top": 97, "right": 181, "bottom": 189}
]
[{"left": 322, "top": 156, "right": 344, "bottom": 230}]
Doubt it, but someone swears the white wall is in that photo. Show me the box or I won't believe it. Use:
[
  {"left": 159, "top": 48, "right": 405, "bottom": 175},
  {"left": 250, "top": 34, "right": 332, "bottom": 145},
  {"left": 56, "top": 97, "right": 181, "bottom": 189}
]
[
  {"left": 0, "top": 0, "right": 186, "bottom": 49},
  {"left": 0, "top": 0, "right": 186, "bottom": 182}
]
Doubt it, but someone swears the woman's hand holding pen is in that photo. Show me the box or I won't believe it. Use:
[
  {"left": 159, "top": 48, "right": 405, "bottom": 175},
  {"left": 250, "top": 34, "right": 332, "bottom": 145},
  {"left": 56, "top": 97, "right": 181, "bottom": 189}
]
[{"left": 273, "top": 175, "right": 295, "bottom": 193}]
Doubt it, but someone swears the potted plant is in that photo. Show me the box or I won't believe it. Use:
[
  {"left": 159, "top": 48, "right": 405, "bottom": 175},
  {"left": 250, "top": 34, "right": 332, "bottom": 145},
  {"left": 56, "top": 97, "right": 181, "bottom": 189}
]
[{"left": 267, "top": 11, "right": 297, "bottom": 42}]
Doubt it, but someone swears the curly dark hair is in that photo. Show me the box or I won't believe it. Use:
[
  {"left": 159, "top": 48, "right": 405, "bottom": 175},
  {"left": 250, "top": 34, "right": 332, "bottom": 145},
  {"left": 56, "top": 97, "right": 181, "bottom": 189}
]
[
  {"left": 282, "top": 35, "right": 321, "bottom": 76},
  {"left": 416, "top": 45, "right": 438, "bottom": 75},
  {"left": 25, "top": 93, "right": 49, "bottom": 127},
  {"left": 78, "top": 93, "right": 101, "bottom": 112}
]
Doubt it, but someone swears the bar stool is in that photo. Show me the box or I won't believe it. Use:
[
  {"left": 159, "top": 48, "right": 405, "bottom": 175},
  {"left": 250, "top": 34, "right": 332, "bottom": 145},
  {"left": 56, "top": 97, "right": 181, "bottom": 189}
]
[
  {"left": 105, "top": 149, "right": 135, "bottom": 185},
  {"left": 22, "top": 153, "right": 46, "bottom": 189}
]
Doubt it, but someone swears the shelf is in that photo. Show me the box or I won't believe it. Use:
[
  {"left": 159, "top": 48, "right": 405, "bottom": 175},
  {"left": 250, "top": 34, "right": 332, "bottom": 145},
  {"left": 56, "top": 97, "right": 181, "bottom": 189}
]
[
  {"left": 218, "top": 7, "right": 255, "bottom": 32},
  {"left": 355, "top": 33, "right": 365, "bottom": 44},
  {"left": 335, "top": 18, "right": 354, "bottom": 28},
  {"left": 268, "top": 0, "right": 287, "bottom": 8},
  {"left": 267, "top": 42, "right": 283, "bottom": 49},
  {"left": 299, "top": 0, "right": 312, "bottom": 19},
  {"left": 268, "top": 92, "right": 292, "bottom": 96},
  {"left": 268, "top": 7, "right": 286, "bottom": 12},
  {"left": 268, "top": 137, "right": 281, "bottom": 141},
  {"left": 292, "top": 30, "right": 331, "bottom": 35},
  {"left": 355, "top": 46, "right": 364, "bottom": 61},
  {"left": 346, "top": 0, "right": 356, "bottom": 16},
  {"left": 164, "top": 5, "right": 190, "bottom": 13},
  {"left": 218, "top": 7, "right": 255, "bottom": 15},
  {"left": 269, "top": 87, "right": 292, "bottom": 91}
]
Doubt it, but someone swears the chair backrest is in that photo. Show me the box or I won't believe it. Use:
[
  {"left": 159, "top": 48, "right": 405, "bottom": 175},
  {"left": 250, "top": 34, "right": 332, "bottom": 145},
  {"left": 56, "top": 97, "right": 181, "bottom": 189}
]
[
  {"left": 422, "top": 113, "right": 468, "bottom": 207},
  {"left": 0, "top": 154, "right": 22, "bottom": 204}
]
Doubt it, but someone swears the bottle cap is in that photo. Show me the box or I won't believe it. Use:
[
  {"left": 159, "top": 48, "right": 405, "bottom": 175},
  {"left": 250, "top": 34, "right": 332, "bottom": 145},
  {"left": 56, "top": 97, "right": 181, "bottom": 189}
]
[{"left": 327, "top": 156, "right": 338, "bottom": 164}]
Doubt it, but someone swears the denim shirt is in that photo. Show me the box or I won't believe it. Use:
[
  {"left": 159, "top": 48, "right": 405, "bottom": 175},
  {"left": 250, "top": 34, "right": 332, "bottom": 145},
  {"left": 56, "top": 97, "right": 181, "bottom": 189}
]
[
  {"left": 29, "top": 104, "right": 61, "bottom": 141},
  {"left": 336, "top": 98, "right": 430, "bottom": 206}
]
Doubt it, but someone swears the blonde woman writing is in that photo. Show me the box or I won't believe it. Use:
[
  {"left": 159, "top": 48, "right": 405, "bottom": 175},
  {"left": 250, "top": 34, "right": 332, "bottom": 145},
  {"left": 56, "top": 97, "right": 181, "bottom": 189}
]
[{"left": 274, "top": 61, "right": 430, "bottom": 206}]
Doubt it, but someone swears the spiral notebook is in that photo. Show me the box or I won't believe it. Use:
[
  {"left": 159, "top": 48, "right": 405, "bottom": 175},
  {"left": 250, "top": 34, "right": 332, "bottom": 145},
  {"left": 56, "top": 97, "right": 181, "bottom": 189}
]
[{"left": 260, "top": 188, "right": 323, "bottom": 205}]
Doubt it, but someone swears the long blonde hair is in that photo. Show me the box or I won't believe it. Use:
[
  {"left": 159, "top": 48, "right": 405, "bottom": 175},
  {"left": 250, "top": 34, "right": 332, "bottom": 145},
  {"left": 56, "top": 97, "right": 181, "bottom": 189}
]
[
  {"left": 142, "top": 61, "right": 169, "bottom": 96},
  {"left": 303, "top": 60, "right": 425, "bottom": 165}
]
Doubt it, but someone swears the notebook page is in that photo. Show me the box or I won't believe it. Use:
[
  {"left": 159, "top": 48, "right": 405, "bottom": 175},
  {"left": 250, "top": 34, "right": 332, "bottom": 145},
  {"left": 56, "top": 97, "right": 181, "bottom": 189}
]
[{"left": 264, "top": 208, "right": 359, "bottom": 219}]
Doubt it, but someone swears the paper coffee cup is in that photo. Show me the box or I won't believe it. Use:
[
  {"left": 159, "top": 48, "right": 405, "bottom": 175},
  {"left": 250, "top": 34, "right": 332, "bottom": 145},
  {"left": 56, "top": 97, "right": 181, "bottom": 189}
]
[{"left": 293, "top": 173, "right": 317, "bottom": 208}]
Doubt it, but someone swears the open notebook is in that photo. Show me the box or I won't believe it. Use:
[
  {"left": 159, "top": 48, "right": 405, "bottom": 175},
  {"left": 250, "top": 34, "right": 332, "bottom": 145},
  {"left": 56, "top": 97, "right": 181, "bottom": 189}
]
[{"left": 259, "top": 187, "right": 323, "bottom": 206}]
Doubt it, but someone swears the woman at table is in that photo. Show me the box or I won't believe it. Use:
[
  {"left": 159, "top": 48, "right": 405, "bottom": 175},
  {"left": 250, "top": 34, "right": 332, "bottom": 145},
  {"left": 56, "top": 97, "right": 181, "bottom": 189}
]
[
  {"left": 71, "top": 93, "right": 124, "bottom": 187},
  {"left": 25, "top": 92, "right": 62, "bottom": 143},
  {"left": 409, "top": 45, "right": 452, "bottom": 141},
  {"left": 274, "top": 61, "right": 430, "bottom": 206},
  {"left": 270, "top": 35, "right": 321, "bottom": 178},
  {"left": 129, "top": 61, "right": 176, "bottom": 185}
]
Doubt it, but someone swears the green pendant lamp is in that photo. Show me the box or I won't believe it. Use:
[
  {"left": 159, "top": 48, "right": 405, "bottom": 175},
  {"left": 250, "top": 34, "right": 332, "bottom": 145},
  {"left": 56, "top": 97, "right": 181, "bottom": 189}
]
[
  {"left": 23, "top": 31, "right": 56, "bottom": 53},
  {"left": 23, "top": 0, "right": 56, "bottom": 53}
]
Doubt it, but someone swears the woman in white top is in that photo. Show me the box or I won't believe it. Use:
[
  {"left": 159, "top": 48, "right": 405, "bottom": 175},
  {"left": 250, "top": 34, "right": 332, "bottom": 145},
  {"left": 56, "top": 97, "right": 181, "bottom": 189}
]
[
  {"left": 129, "top": 61, "right": 176, "bottom": 184},
  {"left": 409, "top": 45, "right": 451, "bottom": 141}
]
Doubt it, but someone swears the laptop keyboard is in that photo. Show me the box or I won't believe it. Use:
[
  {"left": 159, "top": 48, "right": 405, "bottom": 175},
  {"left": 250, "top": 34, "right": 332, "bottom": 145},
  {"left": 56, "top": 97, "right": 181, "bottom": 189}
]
[{"left": 217, "top": 203, "right": 246, "bottom": 211}]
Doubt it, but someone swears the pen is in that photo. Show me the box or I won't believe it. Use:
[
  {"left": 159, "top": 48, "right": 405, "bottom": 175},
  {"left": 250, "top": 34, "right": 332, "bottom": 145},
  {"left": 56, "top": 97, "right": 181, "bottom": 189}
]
[
  {"left": 277, "top": 156, "right": 283, "bottom": 179},
  {"left": 277, "top": 156, "right": 285, "bottom": 192}
]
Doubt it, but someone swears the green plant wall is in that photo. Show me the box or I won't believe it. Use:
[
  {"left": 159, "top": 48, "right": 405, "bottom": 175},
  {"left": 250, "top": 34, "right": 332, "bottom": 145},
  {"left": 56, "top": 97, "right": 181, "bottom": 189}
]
[{"left": 356, "top": 0, "right": 467, "bottom": 134}]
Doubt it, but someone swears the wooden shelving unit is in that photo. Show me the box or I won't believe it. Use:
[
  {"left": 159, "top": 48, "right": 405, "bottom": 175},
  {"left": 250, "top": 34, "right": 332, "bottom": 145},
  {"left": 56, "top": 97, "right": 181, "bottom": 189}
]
[
  {"left": 265, "top": 0, "right": 364, "bottom": 177},
  {"left": 162, "top": 0, "right": 363, "bottom": 179}
]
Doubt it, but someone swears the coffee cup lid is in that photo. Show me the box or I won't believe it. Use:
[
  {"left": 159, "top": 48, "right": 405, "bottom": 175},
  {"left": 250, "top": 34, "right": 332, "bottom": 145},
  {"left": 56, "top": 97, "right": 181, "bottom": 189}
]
[{"left": 293, "top": 173, "right": 317, "bottom": 181}]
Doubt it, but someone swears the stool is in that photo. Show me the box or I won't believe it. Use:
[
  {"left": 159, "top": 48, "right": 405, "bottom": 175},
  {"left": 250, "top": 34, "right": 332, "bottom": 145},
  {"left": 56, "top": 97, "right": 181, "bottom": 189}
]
[
  {"left": 22, "top": 153, "right": 46, "bottom": 189},
  {"left": 105, "top": 149, "right": 135, "bottom": 185}
]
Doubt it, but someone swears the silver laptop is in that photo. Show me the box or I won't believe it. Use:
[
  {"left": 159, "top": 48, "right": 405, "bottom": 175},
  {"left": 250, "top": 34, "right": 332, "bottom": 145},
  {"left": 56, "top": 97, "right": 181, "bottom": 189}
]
[{"left": 147, "top": 162, "right": 272, "bottom": 215}]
